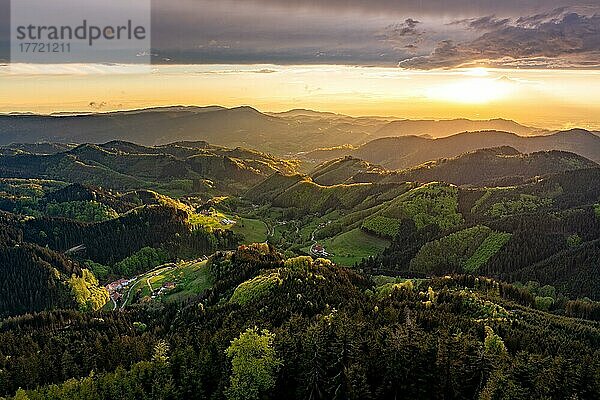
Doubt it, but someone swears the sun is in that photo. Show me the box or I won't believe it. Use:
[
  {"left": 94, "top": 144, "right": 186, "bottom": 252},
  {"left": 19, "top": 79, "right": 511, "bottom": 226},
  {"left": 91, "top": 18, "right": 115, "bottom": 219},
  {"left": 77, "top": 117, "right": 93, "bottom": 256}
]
[{"left": 426, "top": 77, "right": 513, "bottom": 104}]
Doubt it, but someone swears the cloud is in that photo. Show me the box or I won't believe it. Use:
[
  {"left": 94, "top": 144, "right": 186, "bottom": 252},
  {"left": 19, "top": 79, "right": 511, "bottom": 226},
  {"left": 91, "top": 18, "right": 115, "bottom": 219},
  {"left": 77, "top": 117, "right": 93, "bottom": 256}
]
[
  {"left": 148, "top": 1, "right": 600, "bottom": 69},
  {"left": 378, "top": 19, "right": 424, "bottom": 51},
  {"left": 240, "top": 0, "right": 595, "bottom": 17},
  {"left": 190, "top": 68, "right": 278, "bottom": 75},
  {"left": 2, "top": 0, "right": 598, "bottom": 69},
  {"left": 451, "top": 16, "right": 511, "bottom": 31},
  {"left": 400, "top": 10, "right": 600, "bottom": 69},
  {"left": 255, "top": 68, "right": 277, "bottom": 74},
  {"left": 89, "top": 101, "right": 107, "bottom": 110}
]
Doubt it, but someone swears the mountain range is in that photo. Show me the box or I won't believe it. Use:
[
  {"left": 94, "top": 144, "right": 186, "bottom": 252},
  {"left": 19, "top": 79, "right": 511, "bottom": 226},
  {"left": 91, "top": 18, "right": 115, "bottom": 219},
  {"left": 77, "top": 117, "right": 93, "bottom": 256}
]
[
  {"left": 0, "top": 106, "right": 548, "bottom": 155},
  {"left": 304, "top": 129, "right": 600, "bottom": 169},
  {"left": 317, "top": 147, "right": 597, "bottom": 187}
]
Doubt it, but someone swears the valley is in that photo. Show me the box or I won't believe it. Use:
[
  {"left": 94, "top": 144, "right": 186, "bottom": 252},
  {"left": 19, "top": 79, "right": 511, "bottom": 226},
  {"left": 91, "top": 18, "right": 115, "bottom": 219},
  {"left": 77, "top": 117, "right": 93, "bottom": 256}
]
[
  {"left": 3, "top": 0, "right": 600, "bottom": 397},
  {"left": 0, "top": 112, "right": 599, "bottom": 399}
]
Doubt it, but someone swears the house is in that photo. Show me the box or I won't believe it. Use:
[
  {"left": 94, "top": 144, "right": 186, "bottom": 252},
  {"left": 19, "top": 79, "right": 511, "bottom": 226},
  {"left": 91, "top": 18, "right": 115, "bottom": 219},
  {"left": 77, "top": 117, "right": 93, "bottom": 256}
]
[
  {"left": 111, "top": 292, "right": 123, "bottom": 301},
  {"left": 105, "top": 278, "right": 132, "bottom": 293},
  {"left": 312, "top": 244, "right": 329, "bottom": 256}
]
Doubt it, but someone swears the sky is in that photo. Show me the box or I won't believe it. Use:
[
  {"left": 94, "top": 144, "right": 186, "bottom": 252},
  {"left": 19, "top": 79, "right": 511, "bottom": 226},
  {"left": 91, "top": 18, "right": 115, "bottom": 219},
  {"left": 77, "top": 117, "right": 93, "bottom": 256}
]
[{"left": 1, "top": 0, "right": 599, "bottom": 129}]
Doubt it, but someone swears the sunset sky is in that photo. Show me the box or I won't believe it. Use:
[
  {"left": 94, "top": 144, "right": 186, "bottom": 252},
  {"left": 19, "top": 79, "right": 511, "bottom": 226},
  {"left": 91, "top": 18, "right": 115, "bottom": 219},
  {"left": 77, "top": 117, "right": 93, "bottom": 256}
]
[{"left": 1, "top": 0, "right": 599, "bottom": 129}]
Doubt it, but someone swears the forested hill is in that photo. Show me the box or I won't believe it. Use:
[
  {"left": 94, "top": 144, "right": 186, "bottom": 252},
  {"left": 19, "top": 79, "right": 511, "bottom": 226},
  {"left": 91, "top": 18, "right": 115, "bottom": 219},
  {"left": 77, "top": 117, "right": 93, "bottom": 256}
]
[
  {"left": 0, "top": 133, "right": 599, "bottom": 398},
  {"left": 373, "top": 117, "right": 544, "bottom": 138},
  {"left": 246, "top": 159, "right": 600, "bottom": 301},
  {"left": 0, "top": 212, "right": 107, "bottom": 318},
  {"left": 309, "top": 156, "right": 388, "bottom": 185},
  {"left": 357, "top": 167, "right": 600, "bottom": 300},
  {"left": 0, "top": 140, "right": 299, "bottom": 196},
  {"left": 3, "top": 245, "right": 600, "bottom": 399},
  {"left": 349, "top": 147, "right": 598, "bottom": 187},
  {"left": 303, "top": 129, "right": 600, "bottom": 169},
  {"left": 0, "top": 184, "right": 241, "bottom": 318}
]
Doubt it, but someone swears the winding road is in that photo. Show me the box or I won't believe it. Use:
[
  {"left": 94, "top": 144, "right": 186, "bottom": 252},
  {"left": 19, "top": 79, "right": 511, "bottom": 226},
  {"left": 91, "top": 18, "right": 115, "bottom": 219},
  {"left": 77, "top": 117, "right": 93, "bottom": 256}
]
[{"left": 119, "top": 265, "right": 175, "bottom": 309}]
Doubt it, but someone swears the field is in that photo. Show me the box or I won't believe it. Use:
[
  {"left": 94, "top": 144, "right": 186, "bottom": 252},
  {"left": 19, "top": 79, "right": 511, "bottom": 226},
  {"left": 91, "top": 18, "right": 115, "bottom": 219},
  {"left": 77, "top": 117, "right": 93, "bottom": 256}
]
[
  {"left": 160, "top": 260, "right": 212, "bottom": 303},
  {"left": 320, "top": 228, "right": 390, "bottom": 266},
  {"left": 190, "top": 209, "right": 268, "bottom": 244},
  {"left": 122, "top": 260, "right": 211, "bottom": 306},
  {"left": 231, "top": 217, "right": 269, "bottom": 244},
  {"left": 188, "top": 210, "right": 230, "bottom": 230}
]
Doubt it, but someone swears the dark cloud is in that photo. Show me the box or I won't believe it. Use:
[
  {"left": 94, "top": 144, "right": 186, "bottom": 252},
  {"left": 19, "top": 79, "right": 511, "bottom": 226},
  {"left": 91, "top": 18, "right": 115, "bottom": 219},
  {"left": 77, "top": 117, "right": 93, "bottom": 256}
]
[
  {"left": 451, "top": 16, "right": 511, "bottom": 31},
  {"left": 148, "top": 1, "right": 600, "bottom": 68},
  {"left": 1, "top": 0, "right": 598, "bottom": 69},
  {"left": 238, "top": 0, "right": 594, "bottom": 17},
  {"left": 149, "top": 0, "right": 419, "bottom": 65},
  {"left": 255, "top": 68, "right": 277, "bottom": 74},
  {"left": 387, "top": 18, "right": 422, "bottom": 37},
  {"left": 400, "top": 11, "right": 600, "bottom": 69},
  {"left": 0, "top": 0, "right": 9, "bottom": 63},
  {"left": 377, "top": 19, "right": 424, "bottom": 51}
]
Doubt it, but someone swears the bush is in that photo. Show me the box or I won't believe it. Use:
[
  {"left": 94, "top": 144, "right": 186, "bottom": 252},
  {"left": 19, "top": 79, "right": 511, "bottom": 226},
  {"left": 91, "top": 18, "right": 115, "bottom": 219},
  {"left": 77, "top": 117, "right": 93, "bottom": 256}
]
[
  {"left": 567, "top": 234, "right": 582, "bottom": 247},
  {"left": 535, "top": 296, "right": 554, "bottom": 311},
  {"left": 68, "top": 269, "right": 110, "bottom": 311},
  {"left": 284, "top": 256, "right": 314, "bottom": 270}
]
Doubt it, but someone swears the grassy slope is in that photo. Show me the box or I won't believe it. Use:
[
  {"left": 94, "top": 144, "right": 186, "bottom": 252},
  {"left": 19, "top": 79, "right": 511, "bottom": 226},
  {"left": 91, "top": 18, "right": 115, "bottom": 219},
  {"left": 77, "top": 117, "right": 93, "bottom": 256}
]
[
  {"left": 125, "top": 261, "right": 212, "bottom": 306},
  {"left": 231, "top": 217, "right": 269, "bottom": 244},
  {"left": 161, "top": 261, "right": 212, "bottom": 303},
  {"left": 464, "top": 231, "right": 512, "bottom": 273},
  {"left": 321, "top": 228, "right": 390, "bottom": 266},
  {"left": 190, "top": 209, "right": 268, "bottom": 244}
]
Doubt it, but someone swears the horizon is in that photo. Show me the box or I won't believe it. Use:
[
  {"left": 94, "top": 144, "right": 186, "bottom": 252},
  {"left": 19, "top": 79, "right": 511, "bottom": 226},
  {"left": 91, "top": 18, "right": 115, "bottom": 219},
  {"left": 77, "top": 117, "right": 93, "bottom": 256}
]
[
  {"left": 2, "top": 65, "right": 600, "bottom": 131},
  {"left": 0, "top": 103, "right": 595, "bottom": 135},
  {"left": 2, "top": 1, "right": 599, "bottom": 131}
]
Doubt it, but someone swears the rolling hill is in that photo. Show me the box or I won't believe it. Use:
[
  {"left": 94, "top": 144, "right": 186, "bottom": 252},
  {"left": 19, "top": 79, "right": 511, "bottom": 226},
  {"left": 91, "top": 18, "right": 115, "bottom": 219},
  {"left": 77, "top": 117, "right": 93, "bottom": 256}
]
[
  {"left": 6, "top": 245, "right": 600, "bottom": 399},
  {"left": 374, "top": 118, "right": 545, "bottom": 138},
  {"left": 309, "top": 156, "right": 388, "bottom": 185},
  {"left": 0, "top": 107, "right": 547, "bottom": 155},
  {"left": 358, "top": 166, "right": 600, "bottom": 298},
  {"left": 366, "top": 147, "right": 597, "bottom": 187},
  {"left": 303, "top": 129, "right": 600, "bottom": 169},
  {"left": 0, "top": 212, "right": 109, "bottom": 317},
  {"left": 0, "top": 106, "right": 378, "bottom": 154},
  {"left": 307, "top": 147, "right": 597, "bottom": 188},
  {"left": 246, "top": 147, "right": 600, "bottom": 300},
  {"left": 0, "top": 141, "right": 299, "bottom": 196},
  {"left": 245, "top": 173, "right": 410, "bottom": 215}
]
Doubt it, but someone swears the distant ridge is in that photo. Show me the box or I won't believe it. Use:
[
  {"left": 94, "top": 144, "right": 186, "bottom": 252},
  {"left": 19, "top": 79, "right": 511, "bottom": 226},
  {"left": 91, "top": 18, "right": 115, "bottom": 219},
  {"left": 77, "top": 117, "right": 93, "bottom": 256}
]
[
  {"left": 376, "top": 147, "right": 597, "bottom": 186},
  {"left": 306, "top": 147, "right": 597, "bottom": 187},
  {"left": 0, "top": 106, "right": 548, "bottom": 155},
  {"left": 375, "top": 118, "right": 546, "bottom": 138},
  {"left": 304, "top": 129, "right": 600, "bottom": 168}
]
